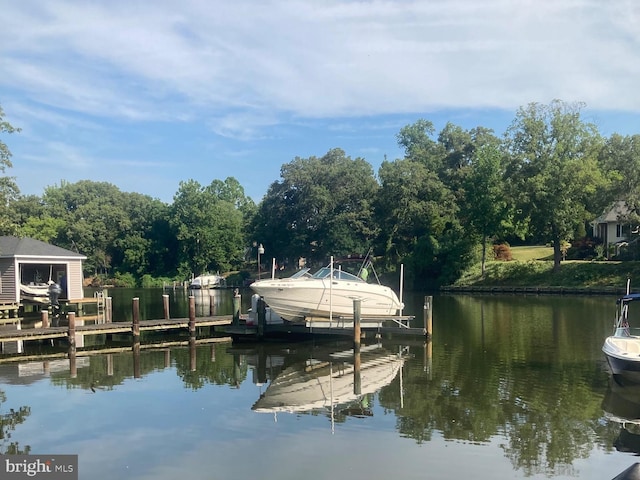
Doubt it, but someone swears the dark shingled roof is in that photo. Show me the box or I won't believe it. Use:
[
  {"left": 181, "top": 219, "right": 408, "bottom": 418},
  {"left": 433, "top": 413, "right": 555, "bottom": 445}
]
[{"left": 0, "top": 236, "right": 85, "bottom": 258}]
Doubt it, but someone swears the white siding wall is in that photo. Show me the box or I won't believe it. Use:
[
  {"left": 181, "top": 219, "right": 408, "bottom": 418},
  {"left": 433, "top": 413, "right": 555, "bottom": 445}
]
[
  {"left": 607, "top": 223, "right": 628, "bottom": 245},
  {"left": 67, "top": 261, "right": 84, "bottom": 300}
]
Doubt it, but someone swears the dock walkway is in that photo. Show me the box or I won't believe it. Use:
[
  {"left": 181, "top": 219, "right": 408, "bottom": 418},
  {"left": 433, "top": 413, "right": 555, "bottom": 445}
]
[{"left": 0, "top": 316, "right": 233, "bottom": 343}]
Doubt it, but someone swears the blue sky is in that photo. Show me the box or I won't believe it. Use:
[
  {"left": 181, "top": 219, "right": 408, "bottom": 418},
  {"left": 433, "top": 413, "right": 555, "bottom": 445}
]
[{"left": 1, "top": 0, "right": 639, "bottom": 204}]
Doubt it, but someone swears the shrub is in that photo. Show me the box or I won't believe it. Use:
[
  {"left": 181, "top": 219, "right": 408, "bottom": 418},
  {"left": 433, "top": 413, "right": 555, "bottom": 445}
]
[
  {"left": 493, "top": 243, "right": 512, "bottom": 261},
  {"left": 112, "top": 272, "right": 136, "bottom": 288},
  {"left": 566, "top": 236, "right": 602, "bottom": 260}
]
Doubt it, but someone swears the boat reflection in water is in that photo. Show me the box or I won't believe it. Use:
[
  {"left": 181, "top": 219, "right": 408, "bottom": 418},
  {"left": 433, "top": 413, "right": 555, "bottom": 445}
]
[
  {"left": 189, "top": 288, "right": 224, "bottom": 316},
  {"left": 602, "top": 377, "right": 640, "bottom": 454},
  {"left": 251, "top": 343, "right": 405, "bottom": 422}
]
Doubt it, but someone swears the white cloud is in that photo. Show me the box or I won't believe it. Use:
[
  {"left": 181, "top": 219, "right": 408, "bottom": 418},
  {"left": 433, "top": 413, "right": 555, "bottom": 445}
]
[
  {"left": 2, "top": 0, "right": 639, "bottom": 127},
  {"left": 2, "top": 0, "right": 639, "bottom": 201}
]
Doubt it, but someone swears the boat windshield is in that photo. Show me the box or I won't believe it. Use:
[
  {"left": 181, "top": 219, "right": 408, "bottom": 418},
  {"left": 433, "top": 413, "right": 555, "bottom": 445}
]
[
  {"left": 288, "top": 268, "right": 314, "bottom": 279},
  {"left": 312, "top": 267, "right": 364, "bottom": 282}
]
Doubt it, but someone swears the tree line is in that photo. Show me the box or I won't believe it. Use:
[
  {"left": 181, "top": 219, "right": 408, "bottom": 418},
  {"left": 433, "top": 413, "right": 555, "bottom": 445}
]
[{"left": 1, "top": 100, "right": 639, "bottom": 288}]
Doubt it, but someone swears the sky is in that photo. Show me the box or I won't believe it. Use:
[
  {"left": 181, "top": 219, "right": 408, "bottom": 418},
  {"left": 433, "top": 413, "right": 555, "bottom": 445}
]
[{"left": 1, "top": 0, "right": 639, "bottom": 204}]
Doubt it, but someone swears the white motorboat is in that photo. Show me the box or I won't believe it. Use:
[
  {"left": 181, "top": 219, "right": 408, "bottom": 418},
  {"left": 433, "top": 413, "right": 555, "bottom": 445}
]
[
  {"left": 602, "top": 292, "right": 640, "bottom": 382},
  {"left": 188, "top": 273, "right": 223, "bottom": 289},
  {"left": 250, "top": 263, "right": 403, "bottom": 323}
]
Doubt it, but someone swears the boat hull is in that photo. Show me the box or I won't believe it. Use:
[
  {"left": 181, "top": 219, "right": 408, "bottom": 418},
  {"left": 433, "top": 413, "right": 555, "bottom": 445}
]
[
  {"left": 250, "top": 277, "right": 402, "bottom": 322},
  {"left": 603, "top": 335, "right": 640, "bottom": 382}
]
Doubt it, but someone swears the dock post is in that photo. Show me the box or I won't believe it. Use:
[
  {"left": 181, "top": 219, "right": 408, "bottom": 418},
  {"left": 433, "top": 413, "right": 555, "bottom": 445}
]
[
  {"left": 67, "top": 312, "right": 76, "bottom": 348},
  {"left": 41, "top": 310, "right": 49, "bottom": 329},
  {"left": 163, "top": 294, "right": 170, "bottom": 320},
  {"left": 232, "top": 289, "right": 240, "bottom": 326},
  {"left": 353, "top": 299, "right": 361, "bottom": 394},
  {"left": 353, "top": 299, "right": 361, "bottom": 350},
  {"left": 188, "top": 296, "right": 196, "bottom": 335},
  {"left": 257, "top": 297, "right": 266, "bottom": 338},
  {"left": 424, "top": 296, "right": 433, "bottom": 338},
  {"left": 132, "top": 297, "right": 140, "bottom": 337},
  {"left": 426, "top": 340, "right": 432, "bottom": 380},
  {"left": 106, "top": 297, "right": 113, "bottom": 323}
]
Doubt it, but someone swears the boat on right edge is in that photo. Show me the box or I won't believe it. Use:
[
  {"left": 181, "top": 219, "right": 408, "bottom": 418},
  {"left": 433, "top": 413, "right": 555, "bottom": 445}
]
[{"left": 602, "top": 288, "right": 640, "bottom": 383}]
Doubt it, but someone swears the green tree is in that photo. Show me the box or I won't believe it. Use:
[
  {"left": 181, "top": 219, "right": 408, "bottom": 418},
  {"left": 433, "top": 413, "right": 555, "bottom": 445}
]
[
  {"left": 598, "top": 133, "right": 640, "bottom": 222},
  {"left": 171, "top": 178, "right": 246, "bottom": 278},
  {"left": 0, "top": 105, "right": 21, "bottom": 234},
  {"left": 42, "top": 181, "right": 134, "bottom": 275},
  {"left": 112, "top": 192, "right": 172, "bottom": 277},
  {"left": 461, "top": 144, "right": 512, "bottom": 276},
  {"left": 504, "top": 100, "right": 605, "bottom": 271},
  {"left": 252, "top": 148, "right": 379, "bottom": 265}
]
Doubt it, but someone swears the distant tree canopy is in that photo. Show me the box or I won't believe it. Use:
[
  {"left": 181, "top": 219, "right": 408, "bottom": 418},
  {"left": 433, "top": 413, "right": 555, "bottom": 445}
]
[
  {"left": 1, "top": 99, "right": 638, "bottom": 286},
  {"left": 0, "top": 105, "right": 20, "bottom": 234},
  {"left": 251, "top": 148, "right": 379, "bottom": 266}
]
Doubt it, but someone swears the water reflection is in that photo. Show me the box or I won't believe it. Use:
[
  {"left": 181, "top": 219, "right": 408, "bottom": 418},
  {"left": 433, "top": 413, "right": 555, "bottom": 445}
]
[
  {"left": 250, "top": 343, "right": 405, "bottom": 417},
  {"left": 602, "top": 377, "right": 640, "bottom": 455},
  {"left": 3, "top": 292, "right": 640, "bottom": 479}
]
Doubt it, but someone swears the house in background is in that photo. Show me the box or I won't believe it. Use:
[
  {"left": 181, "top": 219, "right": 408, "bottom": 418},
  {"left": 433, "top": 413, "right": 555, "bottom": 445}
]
[
  {"left": 0, "top": 236, "right": 86, "bottom": 306},
  {"left": 591, "top": 201, "right": 639, "bottom": 257}
]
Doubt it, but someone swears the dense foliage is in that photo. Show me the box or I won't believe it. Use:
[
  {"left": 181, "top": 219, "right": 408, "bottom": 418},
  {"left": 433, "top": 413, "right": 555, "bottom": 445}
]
[{"left": 1, "top": 100, "right": 639, "bottom": 287}]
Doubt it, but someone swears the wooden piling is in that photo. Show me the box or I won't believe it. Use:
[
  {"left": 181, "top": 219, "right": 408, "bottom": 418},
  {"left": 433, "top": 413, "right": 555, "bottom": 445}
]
[
  {"left": 424, "top": 295, "right": 433, "bottom": 338},
  {"left": 258, "top": 297, "right": 266, "bottom": 338},
  {"left": 353, "top": 299, "right": 361, "bottom": 351},
  {"left": 106, "top": 296, "right": 113, "bottom": 323},
  {"left": 426, "top": 340, "right": 432, "bottom": 380},
  {"left": 132, "top": 297, "right": 140, "bottom": 337},
  {"left": 188, "top": 296, "right": 196, "bottom": 335},
  {"left": 232, "top": 290, "right": 240, "bottom": 326},
  {"left": 67, "top": 312, "right": 76, "bottom": 348},
  {"left": 353, "top": 299, "right": 362, "bottom": 394},
  {"left": 163, "top": 294, "right": 170, "bottom": 320},
  {"left": 41, "top": 310, "right": 49, "bottom": 328}
]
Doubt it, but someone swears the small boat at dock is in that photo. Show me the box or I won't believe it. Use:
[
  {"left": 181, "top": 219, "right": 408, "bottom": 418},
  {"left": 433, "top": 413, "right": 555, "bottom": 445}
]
[
  {"left": 603, "top": 292, "right": 640, "bottom": 382},
  {"left": 188, "top": 273, "right": 223, "bottom": 289}
]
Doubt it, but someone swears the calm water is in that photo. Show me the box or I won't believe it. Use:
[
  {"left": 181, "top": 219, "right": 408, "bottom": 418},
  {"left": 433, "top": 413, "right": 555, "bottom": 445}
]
[{"left": 0, "top": 288, "right": 636, "bottom": 479}]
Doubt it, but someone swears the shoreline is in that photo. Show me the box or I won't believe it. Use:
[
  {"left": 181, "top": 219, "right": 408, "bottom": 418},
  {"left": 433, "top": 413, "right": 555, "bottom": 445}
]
[{"left": 440, "top": 285, "right": 628, "bottom": 295}]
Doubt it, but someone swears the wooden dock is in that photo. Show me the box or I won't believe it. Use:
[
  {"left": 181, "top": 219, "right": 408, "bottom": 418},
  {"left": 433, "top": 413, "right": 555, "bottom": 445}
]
[
  {"left": 0, "top": 316, "right": 233, "bottom": 343},
  {"left": 0, "top": 294, "right": 433, "bottom": 347},
  {"left": 223, "top": 296, "right": 433, "bottom": 340}
]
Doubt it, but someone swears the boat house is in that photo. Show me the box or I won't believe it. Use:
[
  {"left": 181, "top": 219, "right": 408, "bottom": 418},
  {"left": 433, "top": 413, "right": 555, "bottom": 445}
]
[{"left": 0, "top": 236, "right": 86, "bottom": 306}]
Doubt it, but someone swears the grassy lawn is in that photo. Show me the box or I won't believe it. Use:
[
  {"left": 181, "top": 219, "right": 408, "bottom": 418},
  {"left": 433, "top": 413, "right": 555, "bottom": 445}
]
[
  {"left": 454, "top": 245, "right": 640, "bottom": 289},
  {"left": 510, "top": 245, "right": 554, "bottom": 261}
]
